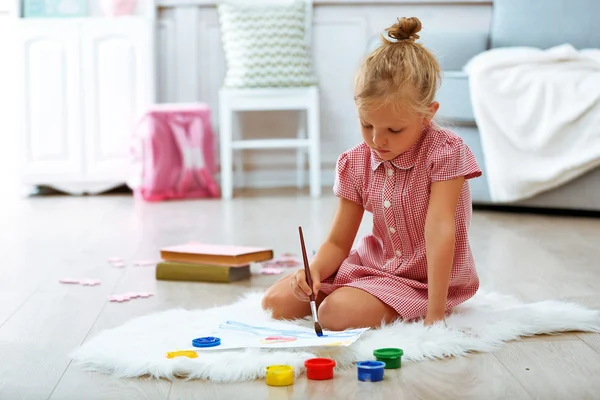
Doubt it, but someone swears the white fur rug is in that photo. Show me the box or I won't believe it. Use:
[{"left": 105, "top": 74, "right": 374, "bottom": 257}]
[{"left": 70, "top": 291, "right": 600, "bottom": 382}]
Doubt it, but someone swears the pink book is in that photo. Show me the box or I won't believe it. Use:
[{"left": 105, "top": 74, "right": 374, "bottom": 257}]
[{"left": 160, "top": 242, "right": 273, "bottom": 266}]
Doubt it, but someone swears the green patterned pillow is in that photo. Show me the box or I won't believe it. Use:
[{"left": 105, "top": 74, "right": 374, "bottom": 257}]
[{"left": 217, "top": 0, "right": 317, "bottom": 88}]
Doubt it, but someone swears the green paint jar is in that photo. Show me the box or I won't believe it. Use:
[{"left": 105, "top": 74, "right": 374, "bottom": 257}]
[{"left": 373, "top": 348, "right": 403, "bottom": 369}]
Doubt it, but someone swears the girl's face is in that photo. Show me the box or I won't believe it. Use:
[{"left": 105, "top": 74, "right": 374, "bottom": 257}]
[{"left": 358, "top": 101, "right": 439, "bottom": 161}]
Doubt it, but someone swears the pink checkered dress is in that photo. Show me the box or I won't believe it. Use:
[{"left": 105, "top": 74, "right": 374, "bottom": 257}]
[{"left": 320, "top": 122, "right": 482, "bottom": 320}]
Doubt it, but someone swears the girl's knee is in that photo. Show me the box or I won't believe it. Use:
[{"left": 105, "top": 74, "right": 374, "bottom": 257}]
[
  {"left": 262, "top": 285, "right": 304, "bottom": 320},
  {"left": 261, "top": 289, "right": 279, "bottom": 313},
  {"left": 317, "top": 288, "right": 398, "bottom": 330},
  {"left": 317, "top": 295, "right": 351, "bottom": 331}
]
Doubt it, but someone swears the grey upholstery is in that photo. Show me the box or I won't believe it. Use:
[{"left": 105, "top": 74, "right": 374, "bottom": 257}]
[
  {"left": 490, "top": 0, "right": 600, "bottom": 50},
  {"left": 436, "top": 73, "right": 474, "bottom": 123},
  {"left": 417, "top": 30, "right": 489, "bottom": 70}
]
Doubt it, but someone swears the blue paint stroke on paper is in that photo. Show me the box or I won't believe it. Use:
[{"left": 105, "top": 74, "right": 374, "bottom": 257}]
[{"left": 219, "top": 321, "right": 361, "bottom": 338}]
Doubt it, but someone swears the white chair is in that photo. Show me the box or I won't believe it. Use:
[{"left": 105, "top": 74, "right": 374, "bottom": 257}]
[{"left": 218, "top": 0, "right": 321, "bottom": 200}]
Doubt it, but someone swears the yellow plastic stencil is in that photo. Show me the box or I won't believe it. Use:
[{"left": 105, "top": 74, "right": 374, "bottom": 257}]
[{"left": 166, "top": 350, "right": 198, "bottom": 359}]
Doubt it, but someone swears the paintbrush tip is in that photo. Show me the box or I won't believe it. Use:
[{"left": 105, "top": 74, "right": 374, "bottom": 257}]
[{"left": 315, "top": 322, "right": 323, "bottom": 337}]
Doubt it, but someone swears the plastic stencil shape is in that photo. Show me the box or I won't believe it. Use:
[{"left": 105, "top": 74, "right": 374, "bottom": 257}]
[
  {"left": 259, "top": 267, "right": 283, "bottom": 275},
  {"left": 133, "top": 260, "right": 157, "bottom": 266},
  {"left": 59, "top": 278, "right": 81, "bottom": 284},
  {"left": 59, "top": 278, "right": 100, "bottom": 286},
  {"left": 80, "top": 279, "right": 101, "bottom": 286},
  {"left": 110, "top": 261, "right": 126, "bottom": 268},
  {"left": 108, "top": 292, "right": 154, "bottom": 302}
]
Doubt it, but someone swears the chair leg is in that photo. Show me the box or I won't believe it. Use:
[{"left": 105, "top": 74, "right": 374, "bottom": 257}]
[
  {"left": 307, "top": 90, "right": 321, "bottom": 198},
  {"left": 233, "top": 112, "right": 244, "bottom": 188},
  {"left": 296, "top": 110, "right": 306, "bottom": 190},
  {"left": 219, "top": 93, "right": 234, "bottom": 200}
]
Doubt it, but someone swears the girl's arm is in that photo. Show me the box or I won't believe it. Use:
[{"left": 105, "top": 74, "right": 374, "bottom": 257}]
[
  {"left": 424, "top": 176, "right": 465, "bottom": 325},
  {"left": 310, "top": 197, "right": 364, "bottom": 283}
]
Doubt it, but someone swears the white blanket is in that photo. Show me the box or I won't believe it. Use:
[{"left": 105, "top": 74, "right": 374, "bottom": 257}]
[{"left": 464, "top": 44, "right": 600, "bottom": 202}]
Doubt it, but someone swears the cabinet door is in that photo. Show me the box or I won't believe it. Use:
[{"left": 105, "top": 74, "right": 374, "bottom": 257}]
[
  {"left": 81, "top": 18, "right": 155, "bottom": 180},
  {"left": 16, "top": 21, "right": 82, "bottom": 179}
]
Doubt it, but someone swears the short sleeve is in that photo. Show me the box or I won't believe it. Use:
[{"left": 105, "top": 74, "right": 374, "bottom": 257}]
[
  {"left": 333, "top": 152, "right": 363, "bottom": 205},
  {"left": 429, "top": 136, "right": 482, "bottom": 182}
]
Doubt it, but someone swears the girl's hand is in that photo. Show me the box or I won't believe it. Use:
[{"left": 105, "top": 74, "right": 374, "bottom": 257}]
[
  {"left": 289, "top": 268, "right": 321, "bottom": 302},
  {"left": 423, "top": 312, "right": 446, "bottom": 327}
]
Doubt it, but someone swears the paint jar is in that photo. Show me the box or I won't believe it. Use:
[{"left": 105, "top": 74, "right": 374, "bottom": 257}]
[
  {"left": 265, "top": 365, "right": 294, "bottom": 386},
  {"left": 356, "top": 361, "right": 385, "bottom": 382},
  {"left": 373, "top": 348, "right": 403, "bottom": 369},
  {"left": 304, "top": 358, "right": 336, "bottom": 380}
]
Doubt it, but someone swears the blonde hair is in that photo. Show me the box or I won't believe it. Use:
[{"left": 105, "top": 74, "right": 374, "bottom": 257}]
[{"left": 355, "top": 17, "right": 441, "bottom": 119}]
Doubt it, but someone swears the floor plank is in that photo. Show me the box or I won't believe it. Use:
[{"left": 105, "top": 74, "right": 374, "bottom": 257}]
[
  {"left": 169, "top": 379, "right": 290, "bottom": 400},
  {"left": 48, "top": 371, "right": 170, "bottom": 400},
  {"left": 0, "top": 197, "right": 118, "bottom": 327},
  {"left": 578, "top": 332, "right": 600, "bottom": 356},
  {"left": 286, "top": 352, "right": 530, "bottom": 400},
  {"left": 0, "top": 197, "right": 143, "bottom": 399},
  {"left": 469, "top": 213, "right": 600, "bottom": 302},
  {"left": 516, "top": 333, "right": 582, "bottom": 343},
  {"left": 495, "top": 341, "right": 600, "bottom": 399}
]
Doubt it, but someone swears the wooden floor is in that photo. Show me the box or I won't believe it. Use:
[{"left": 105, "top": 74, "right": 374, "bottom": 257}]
[{"left": 1, "top": 188, "right": 600, "bottom": 400}]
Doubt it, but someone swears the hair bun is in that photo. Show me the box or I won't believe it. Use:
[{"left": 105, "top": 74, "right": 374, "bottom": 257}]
[{"left": 385, "top": 17, "right": 422, "bottom": 43}]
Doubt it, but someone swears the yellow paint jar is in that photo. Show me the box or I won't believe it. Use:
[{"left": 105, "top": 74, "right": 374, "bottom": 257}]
[{"left": 265, "top": 365, "right": 294, "bottom": 386}]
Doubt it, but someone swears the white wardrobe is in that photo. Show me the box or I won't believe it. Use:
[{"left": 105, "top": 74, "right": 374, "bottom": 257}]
[{"left": 14, "top": 14, "right": 155, "bottom": 194}]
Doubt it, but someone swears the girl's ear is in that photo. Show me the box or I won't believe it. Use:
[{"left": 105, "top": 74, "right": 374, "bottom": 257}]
[{"left": 423, "top": 101, "right": 440, "bottom": 125}]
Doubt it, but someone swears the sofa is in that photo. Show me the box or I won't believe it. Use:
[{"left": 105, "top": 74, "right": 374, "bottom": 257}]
[{"left": 368, "top": 0, "right": 600, "bottom": 212}]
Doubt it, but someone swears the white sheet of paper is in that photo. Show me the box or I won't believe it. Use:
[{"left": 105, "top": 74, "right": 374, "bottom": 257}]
[{"left": 183, "top": 320, "right": 369, "bottom": 351}]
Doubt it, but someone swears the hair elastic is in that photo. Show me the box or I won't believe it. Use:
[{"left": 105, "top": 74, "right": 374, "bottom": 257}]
[{"left": 381, "top": 30, "right": 398, "bottom": 43}]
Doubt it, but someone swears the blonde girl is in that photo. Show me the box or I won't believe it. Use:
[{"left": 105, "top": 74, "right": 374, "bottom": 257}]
[{"left": 262, "top": 17, "right": 482, "bottom": 330}]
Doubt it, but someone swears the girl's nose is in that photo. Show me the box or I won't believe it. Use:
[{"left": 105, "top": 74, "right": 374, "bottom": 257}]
[{"left": 372, "top": 130, "right": 386, "bottom": 148}]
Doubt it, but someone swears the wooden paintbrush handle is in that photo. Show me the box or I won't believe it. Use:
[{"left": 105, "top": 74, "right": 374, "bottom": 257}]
[{"left": 298, "top": 226, "right": 315, "bottom": 302}]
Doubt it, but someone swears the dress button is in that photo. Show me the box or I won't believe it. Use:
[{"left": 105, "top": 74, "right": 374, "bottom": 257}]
[
  {"left": 389, "top": 227, "right": 396, "bottom": 233},
  {"left": 396, "top": 250, "right": 402, "bottom": 257},
  {"left": 387, "top": 169, "right": 393, "bottom": 176},
  {"left": 383, "top": 200, "right": 391, "bottom": 208}
]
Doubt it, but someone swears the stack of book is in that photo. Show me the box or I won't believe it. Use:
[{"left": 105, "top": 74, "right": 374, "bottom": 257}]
[{"left": 156, "top": 243, "right": 274, "bottom": 283}]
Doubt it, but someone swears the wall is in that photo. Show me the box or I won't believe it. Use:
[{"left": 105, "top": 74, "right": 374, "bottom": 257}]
[
  {"left": 156, "top": 0, "right": 493, "bottom": 189},
  {"left": 0, "top": 1, "right": 17, "bottom": 201}
]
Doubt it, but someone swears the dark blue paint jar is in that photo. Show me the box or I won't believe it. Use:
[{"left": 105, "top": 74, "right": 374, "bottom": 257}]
[{"left": 356, "top": 361, "right": 385, "bottom": 382}]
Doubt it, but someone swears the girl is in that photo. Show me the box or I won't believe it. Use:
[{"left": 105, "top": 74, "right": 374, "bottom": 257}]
[{"left": 262, "top": 17, "right": 482, "bottom": 330}]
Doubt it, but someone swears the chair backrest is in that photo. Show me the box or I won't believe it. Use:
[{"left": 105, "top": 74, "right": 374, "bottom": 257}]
[{"left": 490, "top": 0, "right": 600, "bottom": 49}]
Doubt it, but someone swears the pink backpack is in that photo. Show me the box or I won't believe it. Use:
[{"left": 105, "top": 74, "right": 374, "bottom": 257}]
[{"left": 127, "top": 103, "right": 221, "bottom": 201}]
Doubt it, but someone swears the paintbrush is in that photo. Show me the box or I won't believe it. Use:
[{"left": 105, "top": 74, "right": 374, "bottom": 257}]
[{"left": 298, "top": 226, "right": 323, "bottom": 337}]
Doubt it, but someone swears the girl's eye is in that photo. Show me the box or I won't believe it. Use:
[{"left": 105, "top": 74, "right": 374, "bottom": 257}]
[
  {"left": 361, "top": 124, "right": 373, "bottom": 129},
  {"left": 389, "top": 128, "right": 403, "bottom": 133}
]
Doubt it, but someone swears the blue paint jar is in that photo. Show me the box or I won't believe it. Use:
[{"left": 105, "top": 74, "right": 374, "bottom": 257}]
[{"left": 356, "top": 361, "right": 385, "bottom": 382}]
